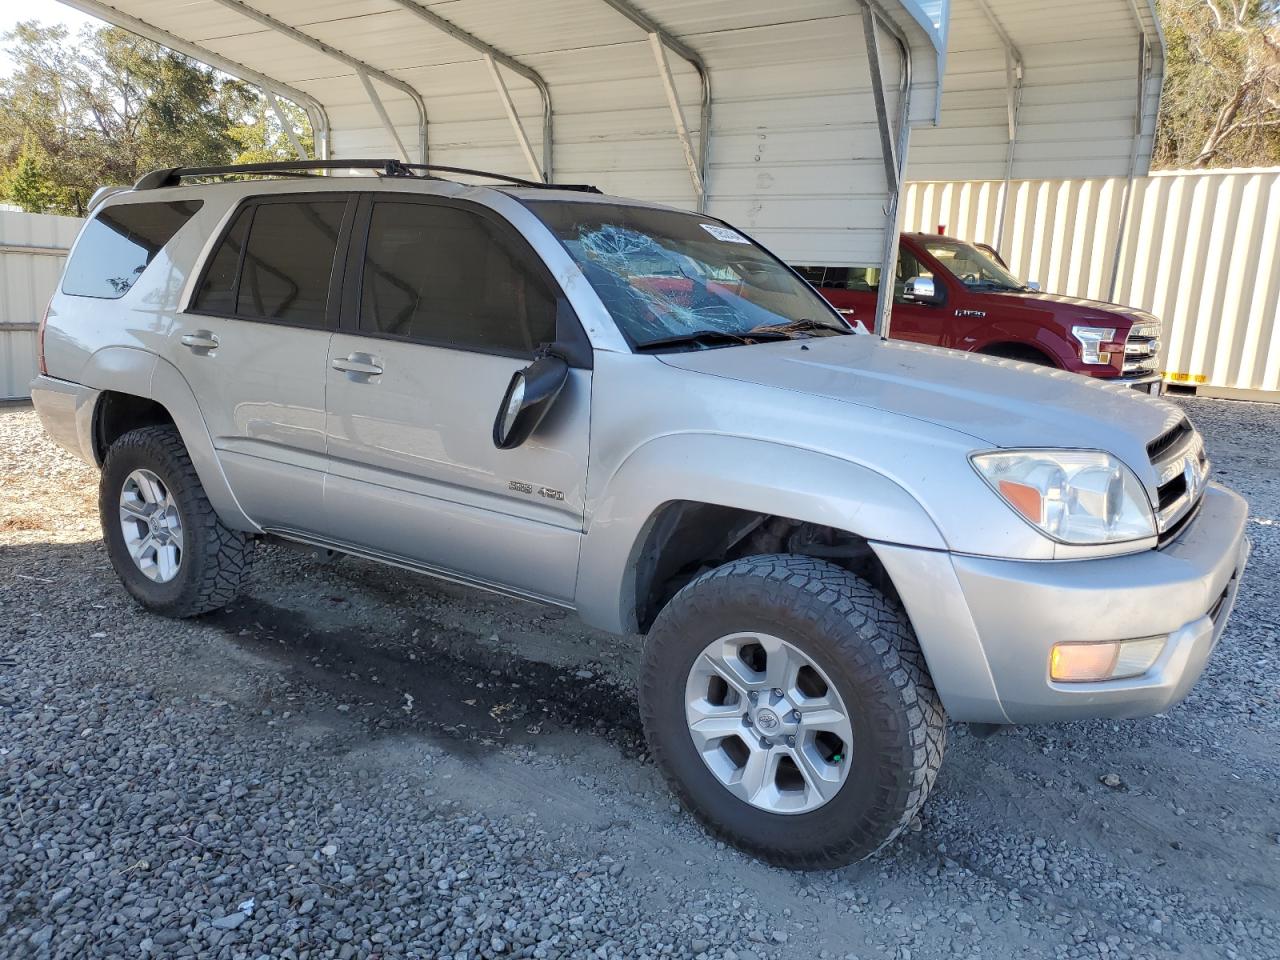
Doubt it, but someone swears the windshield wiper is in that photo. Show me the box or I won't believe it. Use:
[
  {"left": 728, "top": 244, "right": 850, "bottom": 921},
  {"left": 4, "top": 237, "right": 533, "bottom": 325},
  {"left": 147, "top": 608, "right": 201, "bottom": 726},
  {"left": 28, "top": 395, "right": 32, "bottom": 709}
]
[
  {"left": 748, "top": 318, "right": 850, "bottom": 338},
  {"left": 634, "top": 328, "right": 790, "bottom": 352}
]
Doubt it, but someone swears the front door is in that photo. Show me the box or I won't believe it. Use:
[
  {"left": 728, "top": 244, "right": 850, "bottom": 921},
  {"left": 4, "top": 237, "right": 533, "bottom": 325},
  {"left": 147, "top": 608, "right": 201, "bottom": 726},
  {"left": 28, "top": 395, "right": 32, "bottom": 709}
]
[
  {"left": 322, "top": 194, "right": 591, "bottom": 605},
  {"left": 888, "top": 245, "right": 950, "bottom": 346},
  {"left": 173, "top": 194, "right": 354, "bottom": 530}
]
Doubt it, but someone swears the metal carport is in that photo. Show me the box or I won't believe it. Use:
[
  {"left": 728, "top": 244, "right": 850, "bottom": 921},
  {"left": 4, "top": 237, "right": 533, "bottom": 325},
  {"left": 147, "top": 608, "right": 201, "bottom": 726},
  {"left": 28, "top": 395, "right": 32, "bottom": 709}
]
[{"left": 55, "top": 0, "right": 1163, "bottom": 334}]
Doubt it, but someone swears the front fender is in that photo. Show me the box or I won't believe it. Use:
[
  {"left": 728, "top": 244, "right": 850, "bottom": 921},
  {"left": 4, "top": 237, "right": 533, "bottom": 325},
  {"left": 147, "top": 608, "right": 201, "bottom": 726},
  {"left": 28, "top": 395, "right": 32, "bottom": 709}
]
[
  {"left": 964, "top": 319, "right": 1075, "bottom": 365},
  {"left": 574, "top": 432, "right": 946, "bottom": 634}
]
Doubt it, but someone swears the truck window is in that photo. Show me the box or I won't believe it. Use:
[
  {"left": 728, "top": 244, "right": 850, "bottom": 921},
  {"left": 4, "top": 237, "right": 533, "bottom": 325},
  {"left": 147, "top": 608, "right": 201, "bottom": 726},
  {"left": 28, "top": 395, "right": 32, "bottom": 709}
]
[
  {"left": 893, "top": 250, "right": 933, "bottom": 301},
  {"left": 191, "top": 207, "right": 250, "bottom": 316},
  {"left": 191, "top": 199, "right": 346, "bottom": 327},
  {"left": 237, "top": 201, "right": 345, "bottom": 326},
  {"left": 791, "top": 265, "right": 879, "bottom": 292},
  {"left": 919, "top": 238, "right": 1025, "bottom": 292},
  {"left": 61, "top": 200, "right": 202, "bottom": 299},
  {"left": 358, "top": 200, "right": 556, "bottom": 357}
]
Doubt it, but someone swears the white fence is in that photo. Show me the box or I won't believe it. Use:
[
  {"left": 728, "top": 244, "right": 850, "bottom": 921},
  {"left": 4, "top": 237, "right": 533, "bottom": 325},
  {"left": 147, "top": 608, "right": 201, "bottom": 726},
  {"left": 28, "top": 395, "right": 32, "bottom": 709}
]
[
  {"left": 3, "top": 173, "right": 1278, "bottom": 398},
  {"left": 0, "top": 211, "right": 82, "bottom": 400},
  {"left": 903, "top": 168, "right": 1280, "bottom": 397}
]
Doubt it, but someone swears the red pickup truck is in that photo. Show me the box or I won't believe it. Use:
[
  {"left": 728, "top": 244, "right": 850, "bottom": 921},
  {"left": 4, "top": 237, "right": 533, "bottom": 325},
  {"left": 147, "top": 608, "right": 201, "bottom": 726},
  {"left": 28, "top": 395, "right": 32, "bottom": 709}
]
[{"left": 795, "top": 232, "right": 1163, "bottom": 394}]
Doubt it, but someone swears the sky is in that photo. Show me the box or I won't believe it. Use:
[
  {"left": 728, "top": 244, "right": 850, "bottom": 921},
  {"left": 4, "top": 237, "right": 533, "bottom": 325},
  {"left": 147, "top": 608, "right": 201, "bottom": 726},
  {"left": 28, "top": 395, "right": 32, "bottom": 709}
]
[{"left": 0, "top": 0, "right": 107, "bottom": 75}]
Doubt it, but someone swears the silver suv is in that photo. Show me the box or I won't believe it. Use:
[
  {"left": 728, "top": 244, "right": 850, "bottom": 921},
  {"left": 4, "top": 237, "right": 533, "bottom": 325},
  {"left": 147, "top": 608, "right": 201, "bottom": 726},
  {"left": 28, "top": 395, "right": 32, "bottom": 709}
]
[{"left": 32, "top": 160, "right": 1250, "bottom": 868}]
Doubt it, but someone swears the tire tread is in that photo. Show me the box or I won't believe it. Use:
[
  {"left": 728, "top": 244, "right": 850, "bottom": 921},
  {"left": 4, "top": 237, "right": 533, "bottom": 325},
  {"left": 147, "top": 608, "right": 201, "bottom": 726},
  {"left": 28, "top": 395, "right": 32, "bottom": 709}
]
[
  {"left": 640, "top": 554, "right": 946, "bottom": 869},
  {"left": 100, "top": 425, "right": 253, "bottom": 617}
]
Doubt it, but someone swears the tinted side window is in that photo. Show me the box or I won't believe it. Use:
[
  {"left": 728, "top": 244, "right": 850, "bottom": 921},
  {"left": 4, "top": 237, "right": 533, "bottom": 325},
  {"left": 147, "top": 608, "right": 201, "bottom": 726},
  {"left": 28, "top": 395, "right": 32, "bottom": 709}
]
[
  {"left": 236, "top": 201, "right": 345, "bottom": 326},
  {"left": 192, "top": 207, "right": 251, "bottom": 315},
  {"left": 62, "top": 200, "right": 202, "bottom": 299},
  {"left": 360, "top": 201, "right": 556, "bottom": 355}
]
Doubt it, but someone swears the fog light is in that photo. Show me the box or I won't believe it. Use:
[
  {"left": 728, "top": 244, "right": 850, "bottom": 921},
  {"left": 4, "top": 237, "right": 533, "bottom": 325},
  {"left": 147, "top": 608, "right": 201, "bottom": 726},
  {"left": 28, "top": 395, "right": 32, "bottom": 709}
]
[{"left": 1050, "top": 637, "right": 1166, "bottom": 682}]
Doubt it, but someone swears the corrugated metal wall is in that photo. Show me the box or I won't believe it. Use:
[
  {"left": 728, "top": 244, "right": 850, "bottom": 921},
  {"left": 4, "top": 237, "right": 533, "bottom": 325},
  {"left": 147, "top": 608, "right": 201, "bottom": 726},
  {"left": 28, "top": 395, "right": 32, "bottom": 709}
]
[
  {"left": 903, "top": 168, "right": 1280, "bottom": 395},
  {"left": 0, "top": 211, "right": 82, "bottom": 400}
]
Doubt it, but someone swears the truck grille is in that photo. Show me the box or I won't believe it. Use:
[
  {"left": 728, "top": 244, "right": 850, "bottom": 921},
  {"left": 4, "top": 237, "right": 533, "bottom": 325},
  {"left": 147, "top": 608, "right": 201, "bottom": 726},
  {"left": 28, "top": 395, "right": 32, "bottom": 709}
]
[
  {"left": 1148, "top": 418, "right": 1208, "bottom": 545},
  {"left": 1123, "top": 322, "right": 1162, "bottom": 377}
]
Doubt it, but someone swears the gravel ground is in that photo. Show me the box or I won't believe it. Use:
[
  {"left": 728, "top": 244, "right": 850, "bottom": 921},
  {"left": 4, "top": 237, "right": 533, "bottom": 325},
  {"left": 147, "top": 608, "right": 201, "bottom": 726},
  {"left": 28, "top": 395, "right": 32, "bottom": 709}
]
[{"left": 1, "top": 397, "right": 1277, "bottom": 960}]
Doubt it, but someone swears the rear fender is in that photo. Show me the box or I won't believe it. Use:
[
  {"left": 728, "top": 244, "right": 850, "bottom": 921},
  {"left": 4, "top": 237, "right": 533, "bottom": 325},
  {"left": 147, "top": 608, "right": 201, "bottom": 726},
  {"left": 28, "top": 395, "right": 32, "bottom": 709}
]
[{"left": 81, "top": 347, "right": 257, "bottom": 532}]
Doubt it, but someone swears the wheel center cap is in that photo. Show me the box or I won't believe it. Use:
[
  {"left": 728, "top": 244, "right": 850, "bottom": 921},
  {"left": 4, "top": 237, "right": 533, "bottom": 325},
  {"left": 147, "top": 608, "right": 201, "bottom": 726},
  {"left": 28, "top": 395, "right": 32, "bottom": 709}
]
[
  {"left": 149, "top": 514, "right": 165, "bottom": 534},
  {"left": 756, "top": 708, "right": 780, "bottom": 731},
  {"left": 750, "top": 699, "right": 799, "bottom": 740}
]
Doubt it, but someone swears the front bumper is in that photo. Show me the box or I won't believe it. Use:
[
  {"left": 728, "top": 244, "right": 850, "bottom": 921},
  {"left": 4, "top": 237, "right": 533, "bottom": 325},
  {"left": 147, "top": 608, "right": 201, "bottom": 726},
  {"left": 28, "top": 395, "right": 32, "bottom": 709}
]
[
  {"left": 1113, "top": 371, "right": 1163, "bottom": 395},
  {"left": 874, "top": 483, "right": 1250, "bottom": 724}
]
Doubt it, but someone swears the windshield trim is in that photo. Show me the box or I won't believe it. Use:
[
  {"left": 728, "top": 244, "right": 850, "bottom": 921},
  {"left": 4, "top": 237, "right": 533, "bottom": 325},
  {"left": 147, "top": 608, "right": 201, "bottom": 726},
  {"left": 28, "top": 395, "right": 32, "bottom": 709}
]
[{"left": 517, "top": 197, "right": 858, "bottom": 353}]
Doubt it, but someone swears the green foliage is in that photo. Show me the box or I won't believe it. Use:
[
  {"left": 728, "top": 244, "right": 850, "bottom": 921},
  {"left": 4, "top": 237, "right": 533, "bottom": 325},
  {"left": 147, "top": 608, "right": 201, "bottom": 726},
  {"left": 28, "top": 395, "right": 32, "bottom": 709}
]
[
  {"left": 229, "top": 96, "right": 314, "bottom": 165},
  {"left": 1155, "top": 0, "right": 1280, "bottom": 168},
  {"left": 0, "top": 21, "right": 313, "bottom": 214},
  {"left": 0, "top": 135, "right": 61, "bottom": 212}
]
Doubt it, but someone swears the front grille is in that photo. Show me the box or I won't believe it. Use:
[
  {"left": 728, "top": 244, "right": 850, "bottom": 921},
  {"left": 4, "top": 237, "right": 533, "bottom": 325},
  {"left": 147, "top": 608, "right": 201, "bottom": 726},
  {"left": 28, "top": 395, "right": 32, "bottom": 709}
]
[
  {"left": 1147, "top": 418, "right": 1193, "bottom": 461},
  {"left": 1157, "top": 473, "right": 1187, "bottom": 511},
  {"left": 1148, "top": 418, "right": 1208, "bottom": 545},
  {"left": 1208, "top": 585, "right": 1231, "bottom": 625},
  {"left": 1123, "top": 322, "right": 1162, "bottom": 376}
]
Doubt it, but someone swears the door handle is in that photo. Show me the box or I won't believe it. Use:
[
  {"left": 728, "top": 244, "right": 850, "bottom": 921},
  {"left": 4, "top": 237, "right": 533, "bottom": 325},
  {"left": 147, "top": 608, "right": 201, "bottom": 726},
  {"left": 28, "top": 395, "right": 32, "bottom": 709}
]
[
  {"left": 331, "top": 355, "right": 384, "bottom": 377},
  {"left": 180, "top": 331, "right": 219, "bottom": 350}
]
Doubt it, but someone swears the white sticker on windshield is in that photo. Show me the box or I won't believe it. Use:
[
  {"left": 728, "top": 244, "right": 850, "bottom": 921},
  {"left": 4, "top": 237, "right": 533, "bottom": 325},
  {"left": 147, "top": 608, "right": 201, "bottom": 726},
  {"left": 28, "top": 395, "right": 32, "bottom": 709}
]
[{"left": 699, "top": 223, "right": 751, "bottom": 244}]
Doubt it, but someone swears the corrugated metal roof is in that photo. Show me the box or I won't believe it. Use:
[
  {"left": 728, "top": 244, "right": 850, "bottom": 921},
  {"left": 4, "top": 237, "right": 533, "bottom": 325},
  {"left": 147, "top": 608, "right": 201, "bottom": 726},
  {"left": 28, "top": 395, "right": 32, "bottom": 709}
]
[
  {"left": 909, "top": 0, "right": 1163, "bottom": 181},
  {"left": 55, "top": 0, "right": 1159, "bottom": 269}
]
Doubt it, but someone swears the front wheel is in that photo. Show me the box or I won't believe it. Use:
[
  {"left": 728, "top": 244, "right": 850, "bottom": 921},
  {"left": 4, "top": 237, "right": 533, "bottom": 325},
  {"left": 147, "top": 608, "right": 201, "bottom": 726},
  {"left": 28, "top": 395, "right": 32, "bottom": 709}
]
[
  {"left": 100, "top": 425, "right": 254, "bottom": 618},
  {"left": 639, "top": 555, "right": 945, "bottom": 868}
]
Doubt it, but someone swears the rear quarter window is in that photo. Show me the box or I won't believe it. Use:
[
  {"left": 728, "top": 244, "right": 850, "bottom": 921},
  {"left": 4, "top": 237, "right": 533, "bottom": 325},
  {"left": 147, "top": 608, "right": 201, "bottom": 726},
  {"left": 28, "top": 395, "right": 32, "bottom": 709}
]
[{"left": 61, "top": 200, "right": 203, "bottom": 299}]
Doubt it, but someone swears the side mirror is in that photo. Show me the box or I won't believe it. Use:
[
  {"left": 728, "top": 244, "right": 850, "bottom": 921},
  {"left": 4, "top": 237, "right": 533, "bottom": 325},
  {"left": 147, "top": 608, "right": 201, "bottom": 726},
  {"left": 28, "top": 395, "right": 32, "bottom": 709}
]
[
  {"left": 903, "top": 276, "right": 942, "bottom": 305},
  {"left": 1026, "top": 280, "right": 1042, "bottom": 292},
  {"left": 493, "top": 355, "right": 570, "bottom": 450}
]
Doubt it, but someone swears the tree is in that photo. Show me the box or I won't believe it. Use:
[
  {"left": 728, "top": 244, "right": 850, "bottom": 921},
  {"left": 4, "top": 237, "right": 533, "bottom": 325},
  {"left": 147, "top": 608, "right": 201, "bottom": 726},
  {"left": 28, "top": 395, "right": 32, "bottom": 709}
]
[
  {"left": 0, "top": 136, "right": 62, "bottom": 212},
  {"left": 0, "top": 21, "right": 312, "bottom": 214},
  {"left": 229, "top": 97, "right": 314, "bottom": 165},
  {"left": 1156, "top": 0, "right": 1280, "bottom": 168}
]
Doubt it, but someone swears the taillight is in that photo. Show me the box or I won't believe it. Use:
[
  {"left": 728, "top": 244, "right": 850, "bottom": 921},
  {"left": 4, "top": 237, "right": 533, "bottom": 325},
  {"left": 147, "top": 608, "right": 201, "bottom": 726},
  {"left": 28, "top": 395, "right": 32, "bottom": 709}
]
[{"left": 37, "top": 299, "right": 51, "bottom": 375}]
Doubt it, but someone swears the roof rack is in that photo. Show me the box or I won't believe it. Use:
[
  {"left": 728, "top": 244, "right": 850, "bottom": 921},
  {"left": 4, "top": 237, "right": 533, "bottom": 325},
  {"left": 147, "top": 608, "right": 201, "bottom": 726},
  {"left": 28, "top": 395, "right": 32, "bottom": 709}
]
[{"left": 133, "top": 159, "right": 601, "bottom": 193}]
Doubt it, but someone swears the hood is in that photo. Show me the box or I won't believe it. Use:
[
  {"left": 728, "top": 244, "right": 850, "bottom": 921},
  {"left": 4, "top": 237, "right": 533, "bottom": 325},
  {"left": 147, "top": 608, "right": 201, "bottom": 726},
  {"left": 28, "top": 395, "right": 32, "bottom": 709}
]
[
  {"left": 658, "top": 335, "right": 1183, "bottom": 481},
  {"left": 987, "top": 290, "right": 1158, "bottom": 326}
]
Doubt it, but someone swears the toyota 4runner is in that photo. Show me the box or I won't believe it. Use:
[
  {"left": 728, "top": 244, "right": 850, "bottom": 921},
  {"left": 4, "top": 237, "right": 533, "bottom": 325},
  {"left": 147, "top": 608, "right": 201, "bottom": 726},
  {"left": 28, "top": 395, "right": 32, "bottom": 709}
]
[{"left": 31, "top": 160, "right": 1250, "bottom": 868}]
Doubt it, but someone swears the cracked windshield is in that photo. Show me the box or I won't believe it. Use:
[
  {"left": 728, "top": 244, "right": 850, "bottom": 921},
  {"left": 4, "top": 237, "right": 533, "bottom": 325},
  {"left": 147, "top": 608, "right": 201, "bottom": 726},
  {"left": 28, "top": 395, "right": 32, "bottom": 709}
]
[{"left": 526, "top": 201, "right": 853, "bottom": 351}]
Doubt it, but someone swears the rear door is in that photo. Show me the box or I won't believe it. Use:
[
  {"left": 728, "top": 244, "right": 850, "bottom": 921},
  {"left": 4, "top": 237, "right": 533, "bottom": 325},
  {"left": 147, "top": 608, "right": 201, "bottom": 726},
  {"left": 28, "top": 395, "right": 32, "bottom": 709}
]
[
  {"left": 175, "top": 193, "right": 354, "bottom": 530},
  {"left": 321, "top": 194, "right": 591, "bottom": 604}
]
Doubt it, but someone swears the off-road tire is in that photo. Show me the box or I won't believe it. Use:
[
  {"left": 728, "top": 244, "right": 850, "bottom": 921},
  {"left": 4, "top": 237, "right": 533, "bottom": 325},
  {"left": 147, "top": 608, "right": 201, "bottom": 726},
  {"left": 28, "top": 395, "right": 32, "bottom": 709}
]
[
  {"left": 99, "top": 425, "right": 253, "bottom": 617},
  {"left": 639, "top": 554, "right": 946, "bottom": 868}
]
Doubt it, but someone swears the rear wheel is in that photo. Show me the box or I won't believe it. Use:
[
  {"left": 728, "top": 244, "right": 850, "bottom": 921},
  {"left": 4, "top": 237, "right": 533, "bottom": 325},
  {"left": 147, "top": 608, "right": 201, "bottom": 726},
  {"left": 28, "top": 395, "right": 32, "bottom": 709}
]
[
  {"left": 100, "top": 425, "right": 253, "bottom": 617},
  {"left": 639, "top": 555, "right": 945, "bottom": 868}
]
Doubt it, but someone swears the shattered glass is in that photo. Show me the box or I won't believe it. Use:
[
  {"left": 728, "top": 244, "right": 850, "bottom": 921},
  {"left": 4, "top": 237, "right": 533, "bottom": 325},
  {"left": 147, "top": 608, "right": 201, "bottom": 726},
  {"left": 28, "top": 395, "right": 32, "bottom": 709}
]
[{"left": 524, "top": 200, "right": 850, "bottom": 350}]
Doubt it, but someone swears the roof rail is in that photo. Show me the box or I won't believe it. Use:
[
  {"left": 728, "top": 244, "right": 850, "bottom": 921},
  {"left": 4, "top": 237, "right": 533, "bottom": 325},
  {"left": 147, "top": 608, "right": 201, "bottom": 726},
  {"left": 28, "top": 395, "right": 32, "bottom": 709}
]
[{"left": 133, "top": 159, "right": 601, "bottom": 193}]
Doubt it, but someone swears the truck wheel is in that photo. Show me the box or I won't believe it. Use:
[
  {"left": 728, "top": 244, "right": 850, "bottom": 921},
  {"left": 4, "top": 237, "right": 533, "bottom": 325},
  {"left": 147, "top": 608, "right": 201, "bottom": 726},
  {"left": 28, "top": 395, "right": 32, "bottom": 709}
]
[
  {"left": 639, "top": 554, "right": 945, "bottom": 868},
  {"left": 99, "top": 425, "right": 253, "bottom": 618}
]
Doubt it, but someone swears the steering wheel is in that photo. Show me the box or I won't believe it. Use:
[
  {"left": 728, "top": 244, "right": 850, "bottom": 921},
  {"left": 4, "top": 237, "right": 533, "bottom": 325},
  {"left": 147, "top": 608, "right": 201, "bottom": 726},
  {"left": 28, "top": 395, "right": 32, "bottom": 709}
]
[{"left": 961, "top": 272, "right": 979, "bottom": 285}]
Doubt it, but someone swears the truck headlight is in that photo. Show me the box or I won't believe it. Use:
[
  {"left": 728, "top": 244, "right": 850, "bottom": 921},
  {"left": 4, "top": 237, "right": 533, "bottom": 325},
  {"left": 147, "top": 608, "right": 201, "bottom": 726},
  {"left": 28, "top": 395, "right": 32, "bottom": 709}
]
[
  {"left": 970, "top": 450, "right": 1155, "bottom": 544},
  {"left": 1070, "top": 325, "right": 1117, "bottom": 364}
]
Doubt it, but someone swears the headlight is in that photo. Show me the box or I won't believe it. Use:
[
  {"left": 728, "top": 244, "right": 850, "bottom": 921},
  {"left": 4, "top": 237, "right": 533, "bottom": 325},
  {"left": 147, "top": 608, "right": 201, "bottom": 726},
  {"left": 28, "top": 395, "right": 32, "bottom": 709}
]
[
  {"left": 971, "top": 450, "right": 1155, "bottom": 544},
  {"left": 1070, "top": 325, "right": 1117, "bottom": 364}
]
